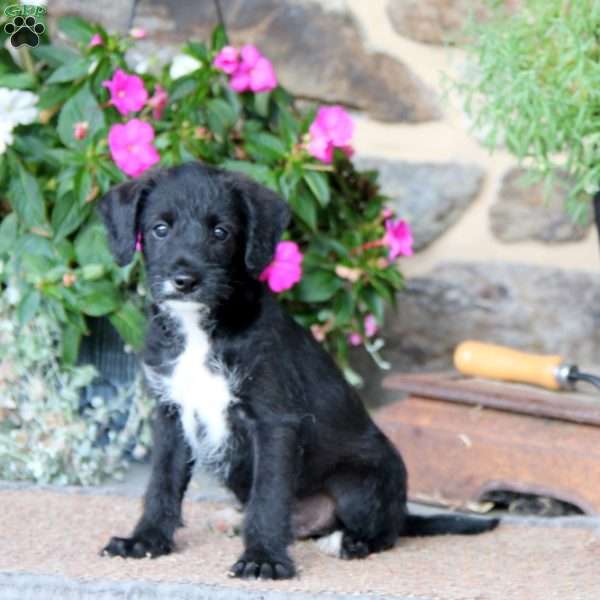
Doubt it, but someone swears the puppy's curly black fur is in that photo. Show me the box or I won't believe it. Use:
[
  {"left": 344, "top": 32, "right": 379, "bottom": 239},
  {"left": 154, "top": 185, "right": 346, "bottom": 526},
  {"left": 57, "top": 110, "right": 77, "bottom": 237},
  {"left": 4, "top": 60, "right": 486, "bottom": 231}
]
[{"left": 98, "top": 162, "right": 498, "bottom": 580}]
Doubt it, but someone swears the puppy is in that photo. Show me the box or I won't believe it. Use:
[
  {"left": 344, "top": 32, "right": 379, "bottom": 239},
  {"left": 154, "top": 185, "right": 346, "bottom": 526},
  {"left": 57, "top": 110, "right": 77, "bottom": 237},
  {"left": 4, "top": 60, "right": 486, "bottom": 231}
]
[{"left": 98, "top": 162, "right": 498, "bottom": 579}]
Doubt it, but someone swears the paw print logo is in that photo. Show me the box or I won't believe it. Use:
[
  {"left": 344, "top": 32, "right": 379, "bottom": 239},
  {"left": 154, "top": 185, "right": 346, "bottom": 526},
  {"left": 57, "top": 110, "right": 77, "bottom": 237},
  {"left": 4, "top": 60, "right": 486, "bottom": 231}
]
[{"left": 4, "top": 15, "right": 45, "bottom": 48}]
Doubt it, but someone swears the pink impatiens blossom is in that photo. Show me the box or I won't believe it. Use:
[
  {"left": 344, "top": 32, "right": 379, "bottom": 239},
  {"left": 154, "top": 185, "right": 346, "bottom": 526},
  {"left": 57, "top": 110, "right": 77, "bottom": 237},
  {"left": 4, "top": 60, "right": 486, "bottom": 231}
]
[
  {"left": 88, "top": 33, "right": 103, "bottom": 47},
  {"left": 384, "top": 218, "right": 414, "bottom": 260},
  {"left": 227, "top": 45, "right": 277, "bottom": 93},
  {"left": 364, "top": 314, "right": 379, "bottom": 338},
  {"left": 307, "top": 106, "right": 354, "bottom": 164},
  {"left": 147, "top": 84, "right": 168, "bottom": 120},
  {"left": 108, "top": 119, "right": 160, "bottom": 177},
  {"left": 348, "top": 314, "right": 379, "bottom": 347},
  {"left": 348, "top": 332, "right": 363, "bottom": 347},
  {"left": 213, "top": 45, "right": 240, "bottom": 75},
  {"left": 102, "top": 69, "right": 148, "bottom": 116},
  {"left": 259, "top": 241, "right": 303, "bottom": 293}
]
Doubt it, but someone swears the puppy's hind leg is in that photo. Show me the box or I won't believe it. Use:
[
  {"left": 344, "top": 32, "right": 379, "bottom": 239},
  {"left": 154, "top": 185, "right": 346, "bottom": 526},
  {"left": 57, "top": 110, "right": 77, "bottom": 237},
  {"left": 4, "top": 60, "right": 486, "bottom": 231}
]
[
  {"left": 325, "top": 449, "right": 407, "bottom": 559},
  {"left": 102, "top": 404, "right": 194, "bottom": 559}
]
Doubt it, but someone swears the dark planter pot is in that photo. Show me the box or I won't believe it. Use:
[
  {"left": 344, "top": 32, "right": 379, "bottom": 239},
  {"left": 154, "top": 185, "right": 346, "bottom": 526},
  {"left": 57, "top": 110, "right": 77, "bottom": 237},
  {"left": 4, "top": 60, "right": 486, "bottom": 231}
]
[
  {"left": 594, "top": 191, "right": 600, "bottom": 245},
  {"left": 78, "top": 317, "right": 139, "bottom": 445}
]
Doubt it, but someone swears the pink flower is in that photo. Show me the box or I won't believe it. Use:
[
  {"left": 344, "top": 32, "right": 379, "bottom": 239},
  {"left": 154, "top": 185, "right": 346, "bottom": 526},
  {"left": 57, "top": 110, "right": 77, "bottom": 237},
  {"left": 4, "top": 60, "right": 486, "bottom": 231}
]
[
  {"left": 259, "top": 241, "right": 303, "bottom": 293},
  {"left": 73, "top": 121, "right": 89, "bottom": 140},
  {"left": 147, "top": 84, "right": 168, "bottom": 120},
  {"left": 102, "top": 69, "right": 148, "bottom": 116},
  {"left": 108, "top": 119, "right": 160, "bottom": 177},
  {"left": 348, "top": 333, "right": 363, "bottom": 347},
  {"left": 348, "top": 314, "right": 379, "bottom": 347},
  {"left": 213, "top": 46, "right": 240, "bottom": 75},
  {"left": 381, "top": 207, "right": 395, "bottom": 219},
  {"left": 88, "top": 33, "right": 103, "bottom": 47},
  {"left": 364, "top": 314, "right": 378, "bottom": 338},
  {"left": 229, "top": 45, "right": 277, "bottom": 93},
  {"left": 129, "top": 27, "right": 147, "bottom": 39},
  {"left": 384, "top": 218, "right": 414, "bottom": 260},
  {"left": 307, "top": 106, "right": 354, "bottom": 164}
]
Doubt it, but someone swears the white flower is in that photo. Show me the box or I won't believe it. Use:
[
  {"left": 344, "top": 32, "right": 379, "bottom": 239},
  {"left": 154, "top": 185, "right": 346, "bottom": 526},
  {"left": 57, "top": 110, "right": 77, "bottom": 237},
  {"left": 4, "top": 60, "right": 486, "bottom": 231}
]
[
  {"left": 0, "top": 121, "right": 14, "bottom": 155},
  {"left": 169, "top": 54, "right": 202, "bottom": 79},
  {"left": 0, "top": 88, "right": 39, "bottom": 128}
]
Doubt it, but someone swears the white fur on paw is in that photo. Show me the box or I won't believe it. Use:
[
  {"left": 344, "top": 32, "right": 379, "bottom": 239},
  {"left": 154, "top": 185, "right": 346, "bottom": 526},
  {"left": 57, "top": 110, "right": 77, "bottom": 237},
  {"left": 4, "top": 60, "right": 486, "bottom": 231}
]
[
  {"left": 208, "top": 507, "right": 243, "bottom": 537},
  {"left": 315, "top": 530, "right": 343, "bottom": 558}
]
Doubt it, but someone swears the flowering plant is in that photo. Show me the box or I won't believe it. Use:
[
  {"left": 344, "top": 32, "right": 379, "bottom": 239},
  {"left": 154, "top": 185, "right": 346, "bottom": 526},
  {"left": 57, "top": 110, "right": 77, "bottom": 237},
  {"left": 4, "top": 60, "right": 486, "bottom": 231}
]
[{"left": 0, "top": 15, "right": 411, "bottom": 388}]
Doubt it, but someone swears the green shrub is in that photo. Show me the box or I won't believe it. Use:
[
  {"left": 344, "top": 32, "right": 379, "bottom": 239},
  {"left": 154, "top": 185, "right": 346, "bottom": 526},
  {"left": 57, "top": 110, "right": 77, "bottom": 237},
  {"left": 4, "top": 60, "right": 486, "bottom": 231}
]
[
  {"left": 0, "top": 9, "right": 412, "bottom": 481},
  {"left": 454, "top": 0, "right": 600, "bottom": 222}
]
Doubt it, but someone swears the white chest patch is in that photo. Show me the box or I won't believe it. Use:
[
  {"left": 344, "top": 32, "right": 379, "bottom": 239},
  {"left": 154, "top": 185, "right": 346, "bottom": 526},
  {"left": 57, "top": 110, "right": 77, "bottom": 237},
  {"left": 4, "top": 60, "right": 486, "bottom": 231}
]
[{"left": 147, "top": 301, "right": 236, "bottom": 471}]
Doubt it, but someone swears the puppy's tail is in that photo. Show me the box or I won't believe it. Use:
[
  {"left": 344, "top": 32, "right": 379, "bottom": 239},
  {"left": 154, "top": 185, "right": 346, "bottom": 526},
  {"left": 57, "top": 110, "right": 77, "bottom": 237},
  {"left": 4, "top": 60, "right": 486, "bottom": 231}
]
[{"left": 403, "top": 513, "right": 499, "bottom": 537}]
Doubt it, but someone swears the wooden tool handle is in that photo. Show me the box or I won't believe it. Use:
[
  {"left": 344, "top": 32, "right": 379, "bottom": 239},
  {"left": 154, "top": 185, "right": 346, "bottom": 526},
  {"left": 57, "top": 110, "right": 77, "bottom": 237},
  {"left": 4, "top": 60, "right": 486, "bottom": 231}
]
[{"left": 453, "top": 341, "right": 564, "bottom": 390}]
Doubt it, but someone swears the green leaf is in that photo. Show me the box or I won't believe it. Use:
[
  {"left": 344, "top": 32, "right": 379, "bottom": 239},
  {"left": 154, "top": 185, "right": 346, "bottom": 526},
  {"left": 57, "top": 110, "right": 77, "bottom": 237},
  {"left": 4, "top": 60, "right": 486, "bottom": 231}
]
[
  {"left": 61, "top": 321, "right": 82, "bottom": 365},
  {"left": 288, "top": 190, "right": 317, "bottom": 230},
  {"left": 361, "top": 287, "right": 385, "bottom": 323},
  {"left": 81, "top": 264, "right": 105, "bottom": 280},
  {"left": 78, "top": 280, "right": 120, "bottom": 316},
  {"left": 37, "top": 85, "right": 74, "bottom": 110},
  {"left": 16, "top": 234, "right": 54, "bottom": 258},
  {"left": 8, "top": 163, "right": 47, "bottom": 229},
  {"left": 276, "top": 106, "right": 300, "bottom": 147},
  {"left": 206, "top": 98, "right": 238, "bottom": 139},
  {"left": 58, "top": 16, "right": 96, "bottom": 45},
  {"left": 333, "top": 290, "right": 354, "bottom": 326},
  {"left": 57, "top": 84, "right": 105, "bottom": 149},
  {"left": 245, "top": 132, "right": 286, "bottom": 163},
  {"left": 296, "top": 269, "right": 342, "bottom": 303},
  {"left": 303, "top": 171, "right": 330, "bottom": 207},
  {"left": 185, "top": 41, "right": 209, "bottom": 62},
  {"left": 221, "top": 160, "right": 278, "bottom": 189},
  {"left": 74, "top": 169, "right": 93, "bottom": 205},
  {"left": 169, "top": 77, "right": 197, "bottom": 102},
  {"left": 22, "top": 254, "right": 53, "bottom": 278},
  {"left": 46, "top": 57, "right": 91, "bottom": 84},
  {"left": 33, "top": 45, "right": 79, "bottom": 67},
  {"left": 0, "top": 213, "right": 18, "bottom": 255},
  {"left": 74, "top": 222, "right": 114, "bottom": 267},
  {"left": 211, "top": 24, "right": 228, "bottom": 51},
  {"left": 109, "top": 301, "right": 146, "bottom": 349},
  {"left": 17, "top": 289, "right": 41, "bottom": 326},
  {"left": 0, "top": 72, "right": 36, "bottom": 89},
  {"left": 254, "top": 91, "right": 271, "bottom": 117},
  {"left": 52, "top": 192, "right": 92, "bottom": 241}
]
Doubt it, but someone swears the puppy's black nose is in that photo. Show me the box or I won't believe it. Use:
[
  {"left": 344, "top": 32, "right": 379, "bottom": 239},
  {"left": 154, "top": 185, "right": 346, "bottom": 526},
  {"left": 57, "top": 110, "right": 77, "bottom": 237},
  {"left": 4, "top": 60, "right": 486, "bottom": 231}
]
[{"left": 173, "top": 273, "right": 200, "bottom": 293}]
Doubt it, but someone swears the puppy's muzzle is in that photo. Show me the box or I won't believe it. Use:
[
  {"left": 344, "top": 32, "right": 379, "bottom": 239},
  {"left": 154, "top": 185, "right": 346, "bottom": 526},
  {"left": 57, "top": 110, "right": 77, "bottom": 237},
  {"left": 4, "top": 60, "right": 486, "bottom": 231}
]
[{"left": 172, "top": 272, "right": 201, "bottom": 294}]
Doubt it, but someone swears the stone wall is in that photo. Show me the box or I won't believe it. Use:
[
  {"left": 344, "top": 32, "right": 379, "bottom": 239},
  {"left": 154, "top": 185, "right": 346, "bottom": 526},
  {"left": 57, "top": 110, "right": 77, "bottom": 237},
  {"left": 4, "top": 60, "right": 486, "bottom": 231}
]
[{"left": 48, "top": 0, "right": 600, "bottom": 404}]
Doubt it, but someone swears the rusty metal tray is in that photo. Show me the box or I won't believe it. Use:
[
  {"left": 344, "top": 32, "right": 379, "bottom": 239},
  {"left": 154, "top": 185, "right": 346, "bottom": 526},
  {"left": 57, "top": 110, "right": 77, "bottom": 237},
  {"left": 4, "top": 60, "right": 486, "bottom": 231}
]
[
  {"left": 383, "top": 371, "right": 600, "bottom": 426},
  {"left": 376, "top": 371, "right": 600, "bottom": 514}
]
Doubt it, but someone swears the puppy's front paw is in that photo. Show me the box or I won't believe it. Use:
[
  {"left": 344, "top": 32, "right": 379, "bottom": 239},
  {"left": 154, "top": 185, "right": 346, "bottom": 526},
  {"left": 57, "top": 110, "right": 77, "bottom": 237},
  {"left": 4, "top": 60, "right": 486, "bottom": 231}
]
[
  {"left": 101, "top": 529, "right": 173, "bottom": 559},
  {"left": 229, "top": 549, "right": 295, "bottom": 580}
]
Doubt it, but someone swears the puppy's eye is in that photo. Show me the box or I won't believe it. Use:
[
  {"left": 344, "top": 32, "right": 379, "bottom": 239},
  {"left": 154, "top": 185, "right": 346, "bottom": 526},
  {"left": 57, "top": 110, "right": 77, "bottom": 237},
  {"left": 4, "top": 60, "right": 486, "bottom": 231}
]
[
  {"left": 153, "top": 223, "right": 169, "bottom": 239},
  {"left": 213, "top": 226, "right": 229, "bottom": 241}
]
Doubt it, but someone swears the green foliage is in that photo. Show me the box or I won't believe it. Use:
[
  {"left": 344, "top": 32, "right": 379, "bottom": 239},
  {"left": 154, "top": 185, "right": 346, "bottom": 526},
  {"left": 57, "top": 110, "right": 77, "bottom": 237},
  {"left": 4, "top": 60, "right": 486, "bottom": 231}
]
[
  {"left": 0, "top": 293, "right": 152, "bottom": 485},
  {"left": 0, "top": 14, "right": 409, "bottom": 482},
  {"left": 0, "top": 19, "right": 407, "bottom": 382},
  {"left": 454, "top": 0, "right": 600, "bottom": 222}
]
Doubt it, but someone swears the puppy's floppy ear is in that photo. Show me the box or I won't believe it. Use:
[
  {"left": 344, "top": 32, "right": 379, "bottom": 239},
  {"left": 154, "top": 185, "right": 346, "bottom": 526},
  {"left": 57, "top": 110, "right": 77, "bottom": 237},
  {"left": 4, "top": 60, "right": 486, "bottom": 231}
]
[
  {"left": 230, "top": 173, "right": 291, "bottom": 277},
  {"left": 97, "top": 179, "right": 146, "bottom": 266}
]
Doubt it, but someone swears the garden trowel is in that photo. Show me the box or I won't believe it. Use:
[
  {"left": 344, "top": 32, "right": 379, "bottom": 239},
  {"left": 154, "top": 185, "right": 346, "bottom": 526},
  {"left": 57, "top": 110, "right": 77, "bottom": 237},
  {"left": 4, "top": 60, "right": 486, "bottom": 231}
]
[{"left": 454, "top": 341, "right": 600, "bottom": 393}]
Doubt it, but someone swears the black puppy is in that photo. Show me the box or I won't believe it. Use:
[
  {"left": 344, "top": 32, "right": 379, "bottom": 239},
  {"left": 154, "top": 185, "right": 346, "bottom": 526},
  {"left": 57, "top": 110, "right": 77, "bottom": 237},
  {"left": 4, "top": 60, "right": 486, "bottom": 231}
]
[{"left": 98, "top": 162, "right": 498, "bottom": 579}]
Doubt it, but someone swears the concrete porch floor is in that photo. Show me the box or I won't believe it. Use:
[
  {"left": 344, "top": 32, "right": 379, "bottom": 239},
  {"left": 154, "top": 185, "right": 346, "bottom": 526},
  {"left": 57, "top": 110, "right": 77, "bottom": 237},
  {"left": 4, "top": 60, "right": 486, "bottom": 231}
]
[{"left": 1, "top": 464, "right": 600, "bottom": 600}]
